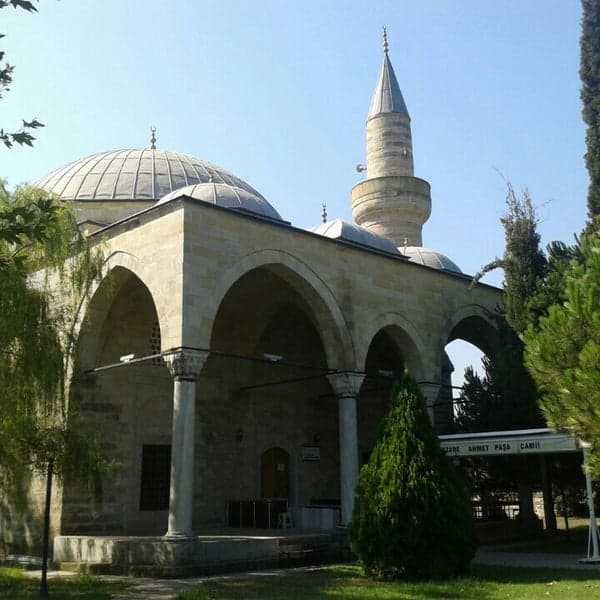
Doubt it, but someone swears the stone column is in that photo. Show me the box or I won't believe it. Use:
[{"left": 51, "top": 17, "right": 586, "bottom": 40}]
[
  {"left": 163, "top": 349, "right": 208, "bottom": 539},
  {"left": 419, "top": 382, "right": 440, "bottom": 424},
  {"left": 327, "top": 372, "right": 365, "bottom": 526}
]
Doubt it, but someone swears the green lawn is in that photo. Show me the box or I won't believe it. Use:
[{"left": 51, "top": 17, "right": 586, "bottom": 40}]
[
  {"left": 176, "top": 564, "right": 600, "bottom": 600},
  {"left": 3, "top": 561, "right": 600, "bottom": 600},
  {"left": 0, "top": 567, "right": 128, "bottom": 599}
]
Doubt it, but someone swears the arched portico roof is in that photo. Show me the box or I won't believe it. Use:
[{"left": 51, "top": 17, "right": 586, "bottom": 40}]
[
  {"left": 74, "top": 252, "right": 169, "bottom": 371},
  {"left": 200, "top": 249, "right": 354, "bottom": 371},
  {"left": 357, "top": 312, "right": 426, "bottom": 381},
  {"left": 441, "top": 304, "right": 500, "bottom": 359}
]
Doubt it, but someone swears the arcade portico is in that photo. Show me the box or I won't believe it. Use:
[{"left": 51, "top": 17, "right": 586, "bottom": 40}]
[{"left": 1, "top": 33, "right": 503, "bottom": 571}]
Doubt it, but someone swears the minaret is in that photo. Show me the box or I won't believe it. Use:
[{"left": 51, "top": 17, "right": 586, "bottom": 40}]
[{"left": 351, "top": 29, "right": 431, "bottom": 247}]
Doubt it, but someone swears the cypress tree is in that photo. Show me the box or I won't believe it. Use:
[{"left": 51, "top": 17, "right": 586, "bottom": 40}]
[
  {"left": 469, "top": 184, "right": 545, "bottom": 431},
  {"left": 349, "top": 372, "right": 476, "bottom": 580},
  {"left": 581, "top": 0, "right": 600, "bottom": 226},
  {"left": 468, "top": 184, "right": 549, "bottom": 527}
]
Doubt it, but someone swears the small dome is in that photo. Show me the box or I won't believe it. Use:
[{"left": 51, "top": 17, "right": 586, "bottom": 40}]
[
  {"left": 35, "top": 149, "right": 265, "bottom": 202},
  {"left": 156, "top": 183, "right": 283, "bottom": 221},
  {"left": 401, "top": 246, "right": 462, "bottom": 273},
  {"left": 310, "top": 219, "right": 400, "bottom": 255}
]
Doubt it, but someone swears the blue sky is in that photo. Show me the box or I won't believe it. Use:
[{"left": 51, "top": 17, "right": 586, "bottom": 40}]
[{"left": 1, "top": 1, "right": 588, "bottom": 386}]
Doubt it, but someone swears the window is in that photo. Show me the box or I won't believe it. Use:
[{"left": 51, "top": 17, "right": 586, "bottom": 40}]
[
  {"left": 139, "top": 444, "right": 171, "bottom": 511},
  {"left": 150, "top": 320, "right": 162, "bottom": 366}
]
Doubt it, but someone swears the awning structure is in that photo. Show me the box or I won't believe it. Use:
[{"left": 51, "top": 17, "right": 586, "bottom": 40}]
[
  {"left": 439, "top": 428, "right": 581, "bottom": 458},
  {"left": 438, "top": 428, "right": 600, "bottom": 563}
]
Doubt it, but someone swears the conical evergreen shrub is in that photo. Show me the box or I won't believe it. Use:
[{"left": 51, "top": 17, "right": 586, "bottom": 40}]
[{"left": 349, "top": 372, "right": 476, "bottom": 580}]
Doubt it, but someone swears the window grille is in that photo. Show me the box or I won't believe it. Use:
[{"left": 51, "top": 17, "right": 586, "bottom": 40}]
[{"left": 150, "top": 320, "right": 162, "bottom": 365}]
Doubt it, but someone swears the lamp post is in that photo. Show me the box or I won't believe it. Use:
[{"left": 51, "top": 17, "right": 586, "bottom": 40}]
[{"left": 39, "top": 447, "right": 56, "bottom": 600}]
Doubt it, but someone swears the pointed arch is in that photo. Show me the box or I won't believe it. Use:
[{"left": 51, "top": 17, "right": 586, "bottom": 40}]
[
  {"left": 200, "top": 249, "right": 354, "bottom": 371},
  {"left": 357, "top": 312, "right": 426, "bottom": 381}
]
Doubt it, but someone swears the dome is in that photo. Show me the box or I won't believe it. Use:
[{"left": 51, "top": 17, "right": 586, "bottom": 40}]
[
  {"left": 401, "top": 246, "right": 462, "bottom": 273},
  {"left": 156, "top": 183, "right": 283, "bottom": 222},
  {"left": 310, "top": 219, "right": 400, "bottom": 255},
  {"left": 35, "top": 149, "right": 266, "bottom": 202}
]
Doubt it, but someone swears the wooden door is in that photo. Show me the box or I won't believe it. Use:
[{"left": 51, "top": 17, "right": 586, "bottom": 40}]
[{"left": 261, "top": 447, "right": 290, "bottom": 499}]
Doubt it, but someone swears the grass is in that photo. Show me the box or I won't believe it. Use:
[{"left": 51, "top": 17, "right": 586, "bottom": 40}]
[
  {"left": 175, "top": 564, "right": 600, "bottom": 600},
  {"left": 0, "top": 567, "right": 129, "bottom": 599}
]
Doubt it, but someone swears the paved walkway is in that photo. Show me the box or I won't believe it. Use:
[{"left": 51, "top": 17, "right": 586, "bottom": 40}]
[
  {"left": 24, "top": 547, "right": 600, "bottom": 600},
  {"left": 473, "top": 544, "right": 600, "bottom": 571}
]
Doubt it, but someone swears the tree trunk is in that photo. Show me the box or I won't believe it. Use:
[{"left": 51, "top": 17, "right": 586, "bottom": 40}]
[
  {"left": 540, "top": 455, "right": 557, "bottom": 534},
  {"left": 39, "top": 454, "right": 54, "bottom": 600}
]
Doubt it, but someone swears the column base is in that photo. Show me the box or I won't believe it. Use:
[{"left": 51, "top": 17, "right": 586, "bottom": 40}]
[{"left": 163, "top": 531, "right": 196, "bottom": 541}]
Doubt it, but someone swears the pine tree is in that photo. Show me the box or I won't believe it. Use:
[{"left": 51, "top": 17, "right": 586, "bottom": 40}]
[
  {"left": 581, "top": 0, "right": 600, "bottom": 226},
  {"left": 524, "top": 228, "right": 600, "bottom": 475},
  {"left": 349, "top": 372, "right": 476, "bottom": 580}
]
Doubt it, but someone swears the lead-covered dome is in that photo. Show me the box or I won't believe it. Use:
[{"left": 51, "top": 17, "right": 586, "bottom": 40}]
[
  {"left": 157, "top": 183, "right": 283, "bottom": 221},
  {"left": 401, "top": 246, "right": 462, "bottom": 273},
  {"left": 35, "top": 149, "right": 266, "bottom": 202},
  {"left": 310, "top": 219, "right": 401, "bottom": 255}
]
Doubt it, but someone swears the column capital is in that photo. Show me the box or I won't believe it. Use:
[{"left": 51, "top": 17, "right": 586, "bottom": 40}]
[
  {"left": 164, "top": 349, "right": 208, "bottom": 381},
  {"left": 327, "top": 372, "right": 365, "bottom": 398},
  {"left": 419, "top": 382, "right": 440, "bottom": 405},
  {"left": 419, "top": 381, "right": 440, "bottom": 423}
]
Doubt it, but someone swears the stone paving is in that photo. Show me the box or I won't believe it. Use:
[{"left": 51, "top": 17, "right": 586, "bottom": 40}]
[{"left": 473, "top": 544, "right": 600, "bottom": 571}]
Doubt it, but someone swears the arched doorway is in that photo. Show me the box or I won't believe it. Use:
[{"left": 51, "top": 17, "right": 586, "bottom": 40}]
[{"left": 260, "top": 447, "right": 290, "bottom": 499}]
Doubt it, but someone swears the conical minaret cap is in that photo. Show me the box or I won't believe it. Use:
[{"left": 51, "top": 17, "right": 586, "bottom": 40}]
[{"left": 368, "top": 29, "right": 409, "bottom": 119}]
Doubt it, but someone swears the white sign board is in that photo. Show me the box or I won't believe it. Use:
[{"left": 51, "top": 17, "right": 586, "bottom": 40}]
[
  {"left": 302, "top": 446, "right": 321, "bottom": 462},
  {"left": 440, "top": 434, "right": 578, "bottom": 458}
]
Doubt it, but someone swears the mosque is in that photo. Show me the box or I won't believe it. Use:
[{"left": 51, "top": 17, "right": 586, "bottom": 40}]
[{"left": 2, "top": 33, "right": 500, "bottom": 560}]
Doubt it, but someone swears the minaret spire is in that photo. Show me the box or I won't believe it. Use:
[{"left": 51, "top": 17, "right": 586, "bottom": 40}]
[
  {"left": 369, "top": 28, "right": 409, "bottom": 119},
  {"left": 351, "top": 30, "right": 431, "bottom": 248}
]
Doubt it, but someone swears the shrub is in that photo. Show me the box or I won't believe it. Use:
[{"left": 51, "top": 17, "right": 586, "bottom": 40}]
[{"left": 349, "top": 372, "right": 477, "bottom": 580}]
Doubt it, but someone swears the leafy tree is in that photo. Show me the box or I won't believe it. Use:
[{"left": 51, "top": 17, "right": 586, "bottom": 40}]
[
  {"left": 349, "top": 372, "right": 476, "bottom": 580},
  {"left": 0, "top": 181, "right": 106, "bottom": 529},
  {"left": 0, "top": 0, "right": 44, "bottom": 148},
  {"left": 524, "top": 228, "right": 600, "bottom": 475},
  {"left": 581, "top": 0, "right": 600, "bottom": 226}
]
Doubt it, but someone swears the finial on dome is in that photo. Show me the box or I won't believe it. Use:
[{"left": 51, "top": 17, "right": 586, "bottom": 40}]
[
  {"left": 383, "top": 26, "right": 389, "bottom": 55},
  {"left": 150, "top": 127, "right": 157, "bottom": 150},
  {"left": 321, "top": 203, "right": 327, "bottom": 223}
]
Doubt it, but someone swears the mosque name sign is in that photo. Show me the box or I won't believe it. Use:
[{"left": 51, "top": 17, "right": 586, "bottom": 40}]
[{"left": 440, "top": 434, "right": 578, "bottom": 458}]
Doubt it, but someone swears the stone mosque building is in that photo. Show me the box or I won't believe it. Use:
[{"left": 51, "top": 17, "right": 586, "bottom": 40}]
[{"left": 3, "top": 34, "right": 500, "bottom": 557}]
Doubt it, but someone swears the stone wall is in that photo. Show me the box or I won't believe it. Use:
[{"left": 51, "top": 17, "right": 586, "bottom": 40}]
[{"left": 39, "top": 198, "right": 501, "bottom": 539}]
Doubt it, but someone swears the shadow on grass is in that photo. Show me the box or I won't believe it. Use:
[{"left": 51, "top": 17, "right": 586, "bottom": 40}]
[
  {"left": 176, "top": 564, "right": 600, "bottom": 600},
  {"left": 0, "top": 567, "right": 128, "bottom": 600},
  {"left": 176, "top": 565, "right": 498, "bottom": 600},
  {"left": 472, "top": 564, "right": 600, "bottom": 583}
]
